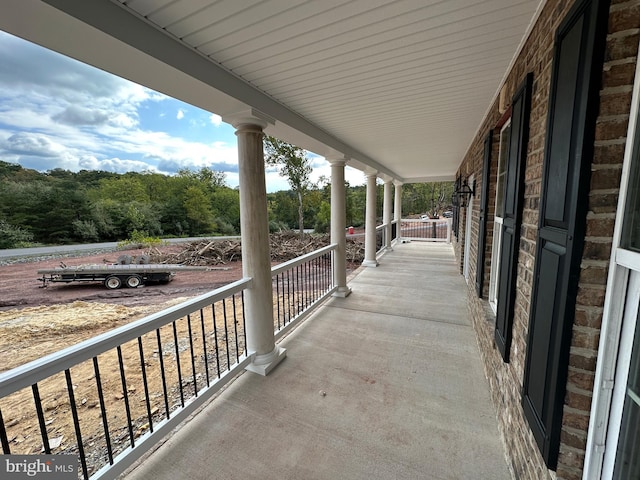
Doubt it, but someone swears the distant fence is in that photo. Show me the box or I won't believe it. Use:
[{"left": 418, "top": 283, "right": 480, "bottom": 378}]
[{"left": 399, "top": 218, "right": 452, "bottom": 243}]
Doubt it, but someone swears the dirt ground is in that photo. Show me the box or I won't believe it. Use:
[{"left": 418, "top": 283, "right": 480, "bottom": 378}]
[
  {"left": 0, "top": 245, "right": 243, "bottom": 312},
  {"left": 0, "top": 245, "right": 246, "bottom": 475}
]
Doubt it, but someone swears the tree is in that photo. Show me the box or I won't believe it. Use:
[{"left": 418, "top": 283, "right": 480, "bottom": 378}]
[{"left": 264, "top": 136, "right": 313, "bottom": 236}]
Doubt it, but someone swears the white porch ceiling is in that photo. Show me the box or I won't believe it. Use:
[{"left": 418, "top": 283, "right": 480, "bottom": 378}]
[{"left": 1, "top": 0, "right": 543, "bottom": 182}]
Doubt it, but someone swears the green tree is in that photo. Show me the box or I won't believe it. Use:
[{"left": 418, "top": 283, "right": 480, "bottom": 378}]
[
  {"left": 0, "top": 219, "right": 34, "bottom": 248},
  {"left": 183, "top": 185, "right": 215, "bottom": 234},
  {"left": 264, "top": 136, "right": 313, "bottom": 236}
]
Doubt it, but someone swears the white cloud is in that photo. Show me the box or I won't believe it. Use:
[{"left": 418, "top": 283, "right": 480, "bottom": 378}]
[{"left": 0, "top": 31, "right": 367, "bottom": 193}]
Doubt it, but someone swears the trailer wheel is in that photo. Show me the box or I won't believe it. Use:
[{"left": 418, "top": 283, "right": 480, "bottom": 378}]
[
  {"left": 126, "top": 275, "right": 142, "bottom": 288},
  {"left": 105, "top": 276, "right": 122, "bottom": 289}
]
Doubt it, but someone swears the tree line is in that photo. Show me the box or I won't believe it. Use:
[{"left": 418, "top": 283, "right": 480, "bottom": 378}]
[{"left": 0, "top": 159, "right": 453, "bottom": 249}]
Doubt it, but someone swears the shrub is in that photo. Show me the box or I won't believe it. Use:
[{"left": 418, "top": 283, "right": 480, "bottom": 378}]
[
  {"left": 0, "top": 220, "right": 34, "bottom": 249},
  {"left": 117, "top": 229, "right": 166, "bottom": 249}
]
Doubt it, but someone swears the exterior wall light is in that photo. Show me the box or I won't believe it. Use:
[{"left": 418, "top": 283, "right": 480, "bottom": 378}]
[{"left": 456, "top": 178, "right": 475, "bottom": 208}]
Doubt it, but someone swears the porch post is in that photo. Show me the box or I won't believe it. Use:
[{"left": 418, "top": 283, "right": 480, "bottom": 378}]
[
  {"left": 329, "top": 157, "right": 351, "bottom": 297},
  {"left": 363, "top": 170, "right": 379, "bottom": 267},
  {"left": 383, "top": 178, "right": 393, "bottom": 251},
  {"left": 394, "top": 181, "right": 403, "bottom": 241},
  {"left": 226, "top": 111, "right": 285, "bottom": 376}
]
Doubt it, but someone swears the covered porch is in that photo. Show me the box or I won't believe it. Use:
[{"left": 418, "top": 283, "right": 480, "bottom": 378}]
[{"left": 125, "top": 242, "right": 509, "bottom": 480}]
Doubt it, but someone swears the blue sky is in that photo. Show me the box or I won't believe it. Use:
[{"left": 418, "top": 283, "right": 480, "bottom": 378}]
[{"left": 0, "top": 30, "right": 364, "bottom": 192}]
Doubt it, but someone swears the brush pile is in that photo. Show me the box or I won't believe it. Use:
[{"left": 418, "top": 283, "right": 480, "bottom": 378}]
[{"left": 146, "top": 231, "right": 365, "bottom": 266}]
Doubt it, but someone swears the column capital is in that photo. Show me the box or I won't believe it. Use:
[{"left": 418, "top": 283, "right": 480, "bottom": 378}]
[
  {"left": 364, "top": 167, "right": 378, "bottom": 178},
  {"left": 394, "top": 180, "right": 404, "bottom": 187},
  {"left": 380, "top": 174, "right": 394, "bottom": 185},
  {"left": 223, "top": 108, "right": 274, "bottom": 130},
  {"left": 326, "top": 156, "right": 349, "bottom": 167}
]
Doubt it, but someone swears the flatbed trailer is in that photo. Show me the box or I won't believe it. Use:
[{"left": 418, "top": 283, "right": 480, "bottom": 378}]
[{"left": 37, "top": 264, "right": 209, "bottom": 289}]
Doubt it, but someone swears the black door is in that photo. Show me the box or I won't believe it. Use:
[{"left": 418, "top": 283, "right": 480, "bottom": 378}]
[
  {"left": 494, "top": 74, "right": 532, "bottom": 362},
  {"left": 476, "top": 131, "right": 493, "bottom": 298},
  {"left": 521, "top": 0, "right": 609, "bottom": 469}
]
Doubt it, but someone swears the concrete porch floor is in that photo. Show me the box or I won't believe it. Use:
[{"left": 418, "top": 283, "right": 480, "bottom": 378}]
[{"left": 126, "top": 242, "right": 511, "bottom": 480}]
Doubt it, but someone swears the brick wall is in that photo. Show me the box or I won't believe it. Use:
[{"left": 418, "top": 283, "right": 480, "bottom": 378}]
[{"left": 455, "top": 0, "right": 640, "bottom": 479}]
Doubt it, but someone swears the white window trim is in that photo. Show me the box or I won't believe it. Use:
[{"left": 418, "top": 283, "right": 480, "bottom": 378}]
[
  {"left": 584, "top": 40, "right": 640, "bottom": 480},
  {"left": 488, "top": 120, "right": 511, "bottom": 313}
]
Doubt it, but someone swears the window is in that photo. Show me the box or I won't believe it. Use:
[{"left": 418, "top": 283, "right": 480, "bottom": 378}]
[{"left": 488, "top": 120, "right": 511, "bottom": 312}]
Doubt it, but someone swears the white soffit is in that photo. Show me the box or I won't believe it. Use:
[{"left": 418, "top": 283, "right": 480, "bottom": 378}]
[{"left": 3, "top": 0, "right": 543, "bottom": 182}]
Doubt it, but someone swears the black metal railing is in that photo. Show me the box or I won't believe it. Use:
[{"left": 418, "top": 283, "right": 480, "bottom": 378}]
[
  {"left": 272, "top": 244, "right": 336, "bottom": 339},
  {"left": 0, "top": 278, "right": 251, "bottom": 480}
]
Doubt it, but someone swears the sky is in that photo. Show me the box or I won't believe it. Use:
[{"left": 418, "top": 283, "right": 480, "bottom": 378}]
[{"left": 0, "top": 30, "right": 365, "bottom": 193}]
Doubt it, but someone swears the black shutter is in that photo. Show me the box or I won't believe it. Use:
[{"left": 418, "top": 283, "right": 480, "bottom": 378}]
[
  {"left": 521, "top": 0, "right": 609, "bottom": 469},
  {"left": 476, "top": 131, "right": 493, "bottom": 297},
  {"left": 494, "top": 74, "right": 532, "bottom": 362},
  {"left": 453, "top": 175, "right": 461, "bottom": 237}
]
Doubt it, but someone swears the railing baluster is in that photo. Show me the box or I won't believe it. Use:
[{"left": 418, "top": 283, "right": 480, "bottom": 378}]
[
  {"left": 186, "top": 314, "right": 198, "bottom": 397},
  {"left": 222, "top": 300, "right": 230, "bottom": 371},
  {"left": 211, "top": 304, "right": 221, "bottom": 379},
  {"left": 276, "top": 273, "right": 281, "bottom": 330},
  {"left": 199, "top": 309, "right": 210, "bottom": 388},
  {"left": 65, "top": 369, "right": 88, "bottom": 480},
  {"left": 137, "top": 338, "right": 154, "bottom": 433},
  {"left": 286, "top": 270, "right": 292, "bottom": 324},
  {"left": 155, "top": 328, "right": 171, "bottom": 419},
  {"left": 93, "top": 356, "right": 114, "bottom": 465},
  {"left": 116, "top": 346, "right": 135, "bottom": 448},
  {"left": 172, "top": 322, "right": 185, "bottom": 407},
  {"left": 32, "top": 383, "right": 51, "bottom": 454},
  {"left": 0, "top": 407, "right": 11, "bottom": 454},
  {"left": 232, "top": 294, "right": 240, "bottom": 364},
  {"left": 241, "top": 291, "right": 247, "bottom": 353}
]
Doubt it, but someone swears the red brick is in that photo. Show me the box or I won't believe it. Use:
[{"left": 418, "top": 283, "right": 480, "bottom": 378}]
[
  {"left": 557, "top": 466, "right": 583, "bottom": 480},
  {"left": 590, "top": 166, "right": 623, "bottom": 190},
  {"left": 582, "top": 240, "right": 614, "bottom": 261},
  {"left": 599, "top": 90, "right": 633, "bottom": 116},
  {"left": 561, "top": 428, "right": 588, "bottom": 450},
  {"left": 605, "top": 32, "right": 640, "bottom": 62},
  {"left": 595, "top": 118, "right": 630, "bottom": 141},
  {"left": 563, "top": 411, "right": 590, "bottom": 431},
  {"left": 570, "top": 350, "right": 598, "bottom": 371},
  {"left": 567, "top": 368, "right": 596, "bottom": 391},
  {"left": 602, "top": 61, "right": 638, "bottom": 88},
  {"left": 585, "top": 216, "right": 616, "bottom": 237},
  {"left": 573, "top": 308, "right": 603, "bottom": 329},
  {"left": 608, "top": 6, "right": 640, "bottom": 32},
  {"left": 565, "top": 389, "right": 593, "bottom": 411},
  {"left": 593, "top": 142, "right": 626, "bottom": 165},
  {"left": 570, "top": 327, "right": 600, "bottom": 349},
  {"left": 589, "top": 192, "right": 620, "bottom": 213}
]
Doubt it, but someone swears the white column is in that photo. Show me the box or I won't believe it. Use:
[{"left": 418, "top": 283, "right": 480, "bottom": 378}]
[
  {"left": 394, "top": 181, "right": 403, "bottom": 241},
  {"left": 362, "top": 170, "right": 379, "bottom": 267},
  {"left": 227, "top": 112, "right": 285, "bottom": 376},
  {"left": 383, "top": 179, "right": 393, "bottom": 251},
  {"left": 329, "top": 158, "right": 351, "bottom": 297}
]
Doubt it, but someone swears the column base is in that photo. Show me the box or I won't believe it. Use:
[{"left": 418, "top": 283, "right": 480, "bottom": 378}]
[
  {"left": 332, "top": 286, "right": 352, "bottom": 298},
  {"left": 245, "top": 346, "right": 287, "bottom": 376},
  {"left": 362, "top": 259, "right": 379, "bottom": 267},
  {"left": 385, "top": 245, "right": 394, "bottom": 252}
]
